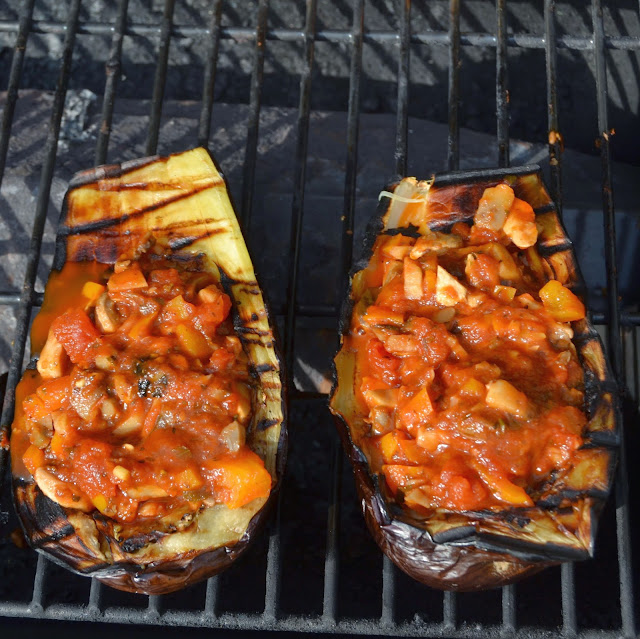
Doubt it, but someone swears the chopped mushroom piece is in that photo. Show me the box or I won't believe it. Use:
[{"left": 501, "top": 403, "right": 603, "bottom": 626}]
[
  {"left": 435, "top": 266, "right": 467, "bottom": 306},
  {"left": 474, "top": 184, "right": 515, "bottom": 231},
  {"left": 485, "top": 380, "right": 532, "bottom": 419},
  {"left": 34, "top": 467, "right": 92, "bottom": 511},
  {"left": 503, "top": 198, "right": 538, "bottom": 249},
  {"left": 95, "top": 293, "right": 119, "bottom": 333},
  {"left": 37, "top": 331, "right": 68, "bottom": 379},
  {"left": 409, "top": 232, "right": 463, "bottom": 258}
]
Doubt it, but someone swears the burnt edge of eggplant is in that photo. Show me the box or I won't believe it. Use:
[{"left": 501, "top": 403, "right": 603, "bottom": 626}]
[
  {"left": 330, "top": 164, "right": 619, "bottom": 590},
  {"left": 12, "top": 148, "right": 287, "bottom": 595}
]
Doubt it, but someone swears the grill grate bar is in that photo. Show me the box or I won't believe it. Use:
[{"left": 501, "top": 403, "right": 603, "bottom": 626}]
[
  {"left": 544, "top": 0, "right": 562, "bottom": 209},
  {"left": 271, "top": 0, "right": 318, "bottom": 622},
  {"left": 393, "top": 0, "right": 410, "bottom": 176},
  {"left": 323, "top": 0, "right": 365, "bottom": 619},
  {"left": 592, "top": 0, "right": 637, "bottom": 636},
  {"left": 0, "top": 0, "right": 35, "bottom": 187},
  {"left": 197, "top": 0, "right": 223, "bottom": 148},
  {"left": 0, "top": 20, "right": 639, "bottom": 51},
  {"left": 381, "top": 556, "right": 396, "bottom": 627},
  {"left": 338, "top": 0, "right": 364, "bottom": 277},
  {"left": 12, "top": 600, "right": 639, "bottom": 638},
  {"left": 561, "top": 563, "right": 577, "bottom": 636},
  {"left": 634, "top": 328, "right": 639, "bottom": 402},
  {"left": 495, "top": 3, "right": 516, "bottom": 627},
  {"left": 382, "top": 0, "right": 409, "bottom": 623},
  {"left": 239, "top": 0, "right": 268, "bottom": 230},
  {"left": 88, "top": 578, "right": 102, "bottom": 616},
  {"left": 495, "top": 0, "right": 509, "bottom": 167},
  {"left": 0, "top": 0, "right": 82, "bottom": 481},
  {"left": 147, "top": 594, "right": 161, "bottom": 620},
  {"left": 145, "top": 0, "right": 175, "bottom": 156},
  {"left": 502, "top": 584, "right": 516, "bottom": 633},
  {"left": 443, "top": 590, "right": 456, "bottom": 630},
  {"left": 204, "top": 576, "right": 219, "bottom": 619},
  {"left": 446, "top": 0, "right": 461, "bottom": 171},
  {"left": 283, "top": 0, "right": 318, "bottom": 383},
  {"left": 30, "top": 554, "right": 48, "bottom": 613},
  {"left": 545, "top": 2, "right": 578, "bottom": 629},
  {"left": 322, "top": 443, "right": 342, "bottom": 622},
  {"left": 0, "top": 293, "right": 22, "bottom": 305},
  {"left": 94, "top": 0, "right": 129, "bottom": 166},
  {"left": 263, "top": 495, "right": 282, "bottom": 621}
]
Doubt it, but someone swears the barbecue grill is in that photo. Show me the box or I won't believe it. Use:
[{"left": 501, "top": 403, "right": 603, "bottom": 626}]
[{"left": 0, "top": 1, "right": 638, "bottom": 637}]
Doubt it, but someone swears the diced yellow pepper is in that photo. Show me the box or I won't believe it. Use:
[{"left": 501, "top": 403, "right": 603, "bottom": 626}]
[
  {"left": 163, "top": 295, "right": 193, "bottom": 321},
  {"left": 379, "top": 432, "right": 400, "bottom": 462},
  {"left": 81, "top": 281, "right": 106, "bottom": 301},
  {"left": 176, "top": 323, "right": 213, "bottom": 359},
  {"left": 92, "top": 494, "right": 109, "bottom": 513},
  {"left": 539, "top": 280, "right": 585, "bottom": 322}
]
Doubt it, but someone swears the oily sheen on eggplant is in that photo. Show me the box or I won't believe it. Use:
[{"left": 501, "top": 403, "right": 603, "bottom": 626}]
[
  {"left": 10, "top": 148, "right": 286, "bottom": 594},
  {"left": 329, "top": 165, "right": 618, "bottom": 591}
]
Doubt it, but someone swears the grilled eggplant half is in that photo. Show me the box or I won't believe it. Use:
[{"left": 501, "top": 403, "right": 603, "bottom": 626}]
[
  {"left": 11, "top": 148, "right": 286, "bottom": 594},
  {"left": 330, "top": 165, "right": 618, "bottom": 591}
]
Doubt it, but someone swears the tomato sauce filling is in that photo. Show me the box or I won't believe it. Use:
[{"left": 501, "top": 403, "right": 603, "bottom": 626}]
[
  {"left": 348, "top": 184, "right": 587, "bottom": 513},
  {"left": 19, "top": 251, "right": 272, "bottom": 524}
]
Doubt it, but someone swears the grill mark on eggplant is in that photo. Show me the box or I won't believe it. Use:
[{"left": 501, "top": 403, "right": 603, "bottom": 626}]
[
  {"left": 383, "top": 226, "right": 421, "bottom": 239},
  {"left": 85, "top": 178, "right": 223, "bottom": 192},
  {"left": 235, "top": 326, "right": 271, "bottom": 336},
  {"left": 68, "top": 157, "right": 161, "bottom": 189},
  {"left": 168, "top": 227, "right": 226, "bottom": 250},
  {"left": 62, "top": 183, "right": 215, "bottom": 236},
  {"left": 532, "top": 203, "right": 556, "bottom": 215},
  {"left": 255, "top": 418, "right": 279, "bottom": 432},
  {"left": 253, "top": 363, "right": 276, "bottom": 374},
  {"left": 537, "top": 242, "right": 574, "bottom": 256}
]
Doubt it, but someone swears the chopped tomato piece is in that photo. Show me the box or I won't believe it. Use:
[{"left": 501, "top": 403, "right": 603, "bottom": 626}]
[
  {"left": 367, "top": 337, "right": 400, "bottom": 384},
  {"left": 465, "top": 252, "right": 501, "bottom": 291},
  {"left": 383, "top": 464, "right": 426, "bottom": 495},
  {"left": 397, "top": 386, "right": 433, "bottom": 431},
  {"left": 197, "top": 292, "right": 232, "bottom": 333},
  {"left": 35, "top": 375, "right": 71, "bottom": 411},
  {"left": 51, "top": 308, "right": 101, "bottom": 365},
  {"left": 209, "top": 347, "right": 236, "bottom": 372}
]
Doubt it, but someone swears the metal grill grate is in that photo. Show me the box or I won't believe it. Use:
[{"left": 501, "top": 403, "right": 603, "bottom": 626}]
[{"left": 0, "top": 1, "right": 638, "bottom": 637}]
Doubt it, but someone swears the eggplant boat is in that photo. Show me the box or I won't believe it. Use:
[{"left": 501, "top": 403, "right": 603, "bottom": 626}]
[
  {"left": 10, "top": 148, "right": 286, "bottom": 594},
  {"left": 330, "top": 165, "right": 617, "bottom": 591}
]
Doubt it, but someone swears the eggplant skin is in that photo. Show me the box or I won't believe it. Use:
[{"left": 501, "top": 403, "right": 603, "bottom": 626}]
[
  {"left": 11, "top": 148, "right": 286, "bottom": 595},
  {"left": 330, "top": 165, "right": 618, "bottom": 592}
]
